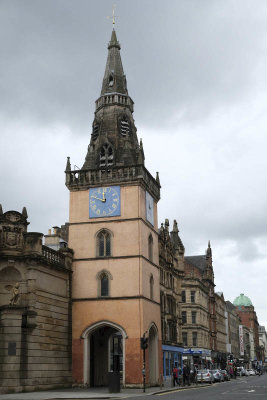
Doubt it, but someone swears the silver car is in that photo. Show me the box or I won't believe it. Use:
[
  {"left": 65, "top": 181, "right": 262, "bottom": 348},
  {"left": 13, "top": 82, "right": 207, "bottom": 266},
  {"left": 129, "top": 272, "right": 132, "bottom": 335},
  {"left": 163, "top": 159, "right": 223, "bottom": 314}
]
[
  {"left": 211, "top": 369, "right": 223, "bottom": 382},
  {"left": 197, "top": 369, "right": 215, "bottom": 384}
]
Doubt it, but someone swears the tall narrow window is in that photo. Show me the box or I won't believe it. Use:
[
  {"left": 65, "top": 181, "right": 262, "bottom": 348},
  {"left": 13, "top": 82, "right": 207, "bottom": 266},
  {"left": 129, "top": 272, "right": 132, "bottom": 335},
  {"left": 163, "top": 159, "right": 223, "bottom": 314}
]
[
  {"left": 148, "top": 234, "right": 153, "bottom": 262},
  {"left": 101, "top": 274, "right": 109, "bottom": 296},
  {"left": 182, "top": 311, "right": 187, "bottom": 324},
  {"left": 100, "top": 143, "right": 114, "bottom": 167},
  {"left": 191, "top": 291, "right": 195, "bottom": 303},
  {"left": 150, "top": 275, "right": 154, "bottom": 300},
  {"left": 182, "top": 332, "right": 188, "bottom": 347},
  {"left": 192, "top": 311, "right": 197, "bottom": 324},
  {"left": 181, "top": 290, "right": 186, "bottom": 303},
  {"left": 97, "top": 230, "right": 111, "bottom": 257},
  {"left": 120, "top": 116, "right": 130, "bottom": 136},
  {"left": 192, "top": 332, "right": 198, "bottom": 346}
]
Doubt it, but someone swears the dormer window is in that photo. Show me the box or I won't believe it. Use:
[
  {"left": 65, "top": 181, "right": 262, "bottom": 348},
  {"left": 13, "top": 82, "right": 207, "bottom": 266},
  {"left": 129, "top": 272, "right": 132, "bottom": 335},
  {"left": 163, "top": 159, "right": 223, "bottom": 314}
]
[
  {"left": 100, "top": 143, "right": 114, "bottom": 167},
  {"left": 120, "top": 116, "right": 130, "bottom": 137},
  {"left": 92, "top": 123, "right": 99, "bottom": 141}
]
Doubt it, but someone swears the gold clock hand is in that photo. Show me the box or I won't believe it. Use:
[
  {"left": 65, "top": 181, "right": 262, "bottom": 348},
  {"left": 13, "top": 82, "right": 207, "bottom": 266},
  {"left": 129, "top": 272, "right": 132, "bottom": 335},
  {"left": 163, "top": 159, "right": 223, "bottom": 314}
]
[
  {"left": 91, "top": 195, "right": 105, "bottom": 202},
  {"left": 102, "top": 189, "right": 106, "bottom": 202}
]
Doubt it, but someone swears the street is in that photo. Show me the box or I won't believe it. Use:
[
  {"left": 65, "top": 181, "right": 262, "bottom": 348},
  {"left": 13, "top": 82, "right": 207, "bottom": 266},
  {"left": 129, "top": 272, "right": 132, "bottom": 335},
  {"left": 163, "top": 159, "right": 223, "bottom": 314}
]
[{"left": 131, "top": 375, "right": 267, "bottom": 400}]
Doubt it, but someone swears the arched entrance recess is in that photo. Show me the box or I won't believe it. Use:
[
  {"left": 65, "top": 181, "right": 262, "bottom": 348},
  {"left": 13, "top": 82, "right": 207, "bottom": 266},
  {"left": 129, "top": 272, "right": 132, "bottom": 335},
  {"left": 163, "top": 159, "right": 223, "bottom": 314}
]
[
  {"left": 82, "top": 321, "right": 127, "bottom": 387},
  {"left": 148, "top": 323, "right": 158, "bottom": 385}
]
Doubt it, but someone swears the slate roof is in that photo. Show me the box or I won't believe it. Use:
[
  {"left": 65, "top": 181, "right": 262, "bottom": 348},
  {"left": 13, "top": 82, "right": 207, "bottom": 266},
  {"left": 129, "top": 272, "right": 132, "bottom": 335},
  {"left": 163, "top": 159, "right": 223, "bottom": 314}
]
[{"left": 184, "top": 255, "right": 206, "bottom": 271}]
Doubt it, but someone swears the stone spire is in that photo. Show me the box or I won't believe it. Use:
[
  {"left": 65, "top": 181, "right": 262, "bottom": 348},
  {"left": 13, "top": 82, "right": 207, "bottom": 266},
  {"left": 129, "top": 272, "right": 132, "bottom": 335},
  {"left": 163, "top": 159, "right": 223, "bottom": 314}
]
[
  {"left": 101, "top": 30, "right": 128, "bottom": 96},
  {"left": 82, "top": 29, "right": 140, "bottom": 170}
]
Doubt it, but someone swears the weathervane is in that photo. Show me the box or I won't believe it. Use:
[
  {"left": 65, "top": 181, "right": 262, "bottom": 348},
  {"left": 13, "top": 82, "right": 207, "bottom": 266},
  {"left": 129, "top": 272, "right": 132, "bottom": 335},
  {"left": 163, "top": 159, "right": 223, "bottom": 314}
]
[{"left": 107, "top": 4, "right": 118, "bottom": 28}]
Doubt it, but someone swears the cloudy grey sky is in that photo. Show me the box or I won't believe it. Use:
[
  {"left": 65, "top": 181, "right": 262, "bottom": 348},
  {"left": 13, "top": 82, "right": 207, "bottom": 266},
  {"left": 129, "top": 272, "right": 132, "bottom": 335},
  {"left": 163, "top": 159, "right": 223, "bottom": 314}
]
[{"left": 1, "top": 1, "right": 267, "bottom": 327}]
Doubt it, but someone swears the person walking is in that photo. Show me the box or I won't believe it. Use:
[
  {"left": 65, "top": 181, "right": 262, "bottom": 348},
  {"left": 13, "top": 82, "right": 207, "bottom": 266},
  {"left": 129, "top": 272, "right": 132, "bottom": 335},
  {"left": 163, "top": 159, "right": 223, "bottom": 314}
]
[{"left": 172, "top": 365, "right": 178, "bottom": 386}]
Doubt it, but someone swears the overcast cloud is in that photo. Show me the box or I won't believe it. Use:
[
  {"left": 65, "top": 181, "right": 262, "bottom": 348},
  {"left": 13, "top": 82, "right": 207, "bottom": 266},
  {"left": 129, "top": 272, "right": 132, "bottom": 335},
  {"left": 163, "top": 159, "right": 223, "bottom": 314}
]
[{"left": 1, "top": 0, "right": 267, "bottom": 327}]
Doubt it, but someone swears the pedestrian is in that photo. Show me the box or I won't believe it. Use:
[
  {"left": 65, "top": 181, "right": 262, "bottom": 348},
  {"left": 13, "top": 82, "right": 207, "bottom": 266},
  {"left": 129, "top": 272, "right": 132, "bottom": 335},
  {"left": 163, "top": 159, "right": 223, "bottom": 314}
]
[
  {"left": 172, "top": 365, "right": 178, "bottom": 386},
  {"left": 233, "top": 365, "right": 237, "bottom": 379},
  {"left": 229, "top": 366, "right": 233, "bottom": 379}
]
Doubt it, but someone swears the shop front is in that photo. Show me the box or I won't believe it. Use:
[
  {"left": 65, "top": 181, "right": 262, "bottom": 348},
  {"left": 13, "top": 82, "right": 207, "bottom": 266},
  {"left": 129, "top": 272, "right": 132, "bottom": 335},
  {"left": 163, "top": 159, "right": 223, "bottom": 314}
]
[
  {"left": 182, "top": 348, "right": 212, "bottom": 369},
  {"left": 162, "top": 345, "right": 184, "bottom": 380}
]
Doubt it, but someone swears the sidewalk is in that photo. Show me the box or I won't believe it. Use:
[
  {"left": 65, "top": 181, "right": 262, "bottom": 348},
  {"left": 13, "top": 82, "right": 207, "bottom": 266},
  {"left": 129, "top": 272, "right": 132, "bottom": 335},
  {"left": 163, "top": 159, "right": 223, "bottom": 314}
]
[{"left": 0, "top": 381, "right": 208, "bottom": 400}]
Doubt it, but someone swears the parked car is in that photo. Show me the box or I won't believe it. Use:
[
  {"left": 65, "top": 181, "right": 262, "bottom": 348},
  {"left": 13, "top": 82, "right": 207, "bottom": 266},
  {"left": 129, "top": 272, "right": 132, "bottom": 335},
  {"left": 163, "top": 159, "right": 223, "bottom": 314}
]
[
  {"left": 221, "top": 369, "right": 230, "bottom": 381},
  {"left": 247, "top": 369, "right": 256, "bottom": 376},
  {"left": 197, "top": 369, "right": 215, "bottom": 384},
  {"left": 236, "top": 367, "right": 246, "bottom": 376},
  {"left": 212, "top": 369, "right": 223, "bottom": 382}
]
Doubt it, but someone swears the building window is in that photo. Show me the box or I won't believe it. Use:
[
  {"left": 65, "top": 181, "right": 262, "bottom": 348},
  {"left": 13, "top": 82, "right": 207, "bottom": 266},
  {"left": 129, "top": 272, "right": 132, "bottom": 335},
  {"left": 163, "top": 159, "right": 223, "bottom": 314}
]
[
  {"left": 148, "top": 234, "right": 153, "bottom": 262},
  {"left": 192, "top": 311, "right": 196, "bottom": 324},
  {"left": 97, "top": 230, "right": 111, "bottom": 257},
  {"left": 182, "top": 311, "right": 187, "bottom": 324},
  {"left": 150, "top": 275, "right": 154, "bottom": 300},
  {"left": 120, "top": 116, "right": 130, "bottom": 136},
  {"left": 182, "top": 332, "right": 188, "bottom": 346},
  {"left": 192, "top": 332, "right": 198, "bottom": 346},
  {"left": 97, "top": 270, "right": 113, "bottom": 297},
  {"left": 100, "top": 143, "right": 114, "bottom": 167},
  {"left": 100, "top": 274, "right": 109, "bottom": 296},
  {"left": 191, "top": 291, "right": 195, "bottom": 303},
  {"left": 181, "top": 290, "right": 186, "bottom": 303}
]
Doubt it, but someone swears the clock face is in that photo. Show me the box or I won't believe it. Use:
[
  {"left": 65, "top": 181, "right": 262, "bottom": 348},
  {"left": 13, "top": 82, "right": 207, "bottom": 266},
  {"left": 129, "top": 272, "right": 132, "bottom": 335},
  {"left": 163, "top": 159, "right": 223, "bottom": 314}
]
[
  {"left": 89, "top": 186, "right": 121, "bottom": 218},
  {"left": 146, "top": 191, "right": 154, "bottom": 226}
]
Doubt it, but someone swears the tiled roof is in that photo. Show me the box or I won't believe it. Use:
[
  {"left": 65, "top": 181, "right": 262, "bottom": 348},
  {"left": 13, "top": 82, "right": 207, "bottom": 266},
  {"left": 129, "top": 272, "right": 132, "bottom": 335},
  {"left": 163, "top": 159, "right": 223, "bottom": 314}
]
[{"left": 184, "top": 255, "right": 206, "bottom": 271}]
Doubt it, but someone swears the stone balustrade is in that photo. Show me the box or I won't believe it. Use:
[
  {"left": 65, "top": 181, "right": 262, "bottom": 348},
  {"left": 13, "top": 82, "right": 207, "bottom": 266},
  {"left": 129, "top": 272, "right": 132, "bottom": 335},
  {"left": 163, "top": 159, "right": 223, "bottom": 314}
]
[
  {"left": 65, "top": 164, "right": 160, "bottom": 201},
  {"left": 95, "top": 93, "right": 134, "bottom": 112}
]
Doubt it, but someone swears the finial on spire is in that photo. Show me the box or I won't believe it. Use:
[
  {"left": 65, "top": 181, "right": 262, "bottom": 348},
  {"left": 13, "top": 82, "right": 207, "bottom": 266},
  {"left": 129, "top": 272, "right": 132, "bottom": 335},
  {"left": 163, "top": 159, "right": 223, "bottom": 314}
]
[
  {"left": 107, "top": 4, "right": 118, "bottom": 29},
  {"left": 206, "top": 240, "right": 212, "bottom": 257}
]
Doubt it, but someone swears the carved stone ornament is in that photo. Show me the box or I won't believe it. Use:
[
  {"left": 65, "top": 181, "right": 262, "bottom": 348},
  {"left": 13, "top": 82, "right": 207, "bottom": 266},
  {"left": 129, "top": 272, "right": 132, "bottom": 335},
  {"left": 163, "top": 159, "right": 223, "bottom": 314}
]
[
  {"left": 6, "top": 232, "right": 17, "bottom": 246},
  {"left": 9, "top": 282, "right": 20, "bottom": 306}
]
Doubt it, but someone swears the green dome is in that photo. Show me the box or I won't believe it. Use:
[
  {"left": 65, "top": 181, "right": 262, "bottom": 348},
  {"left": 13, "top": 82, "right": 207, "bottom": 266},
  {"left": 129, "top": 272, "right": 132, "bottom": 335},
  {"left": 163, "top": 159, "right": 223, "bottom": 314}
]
[{"left": 233, "top": 293, "right": 253, "bottom": 307}]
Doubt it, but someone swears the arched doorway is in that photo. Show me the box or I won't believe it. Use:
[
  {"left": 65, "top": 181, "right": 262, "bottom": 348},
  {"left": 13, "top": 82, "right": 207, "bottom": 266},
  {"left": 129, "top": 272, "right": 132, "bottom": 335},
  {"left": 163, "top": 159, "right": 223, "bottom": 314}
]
[
  {"left": 148, "top": 324, "right": 158, "bottom": 385},
  {"left": 82, "top": 321, "right": 126, "bottom": 387}
]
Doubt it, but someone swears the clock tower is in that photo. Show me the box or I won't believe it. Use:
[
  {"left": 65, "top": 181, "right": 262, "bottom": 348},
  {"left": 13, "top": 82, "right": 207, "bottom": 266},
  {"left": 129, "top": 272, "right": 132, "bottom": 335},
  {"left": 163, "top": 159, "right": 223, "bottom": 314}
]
[{"left": 65, "top": 30, "right": 161, "bottom": 387}]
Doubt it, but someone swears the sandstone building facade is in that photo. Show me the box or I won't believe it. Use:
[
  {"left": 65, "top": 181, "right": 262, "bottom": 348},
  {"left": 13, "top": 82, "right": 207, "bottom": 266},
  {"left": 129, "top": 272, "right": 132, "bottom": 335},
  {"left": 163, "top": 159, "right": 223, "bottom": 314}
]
[{"left": 0, "top": 206, "right": 73, "bottom": 393}]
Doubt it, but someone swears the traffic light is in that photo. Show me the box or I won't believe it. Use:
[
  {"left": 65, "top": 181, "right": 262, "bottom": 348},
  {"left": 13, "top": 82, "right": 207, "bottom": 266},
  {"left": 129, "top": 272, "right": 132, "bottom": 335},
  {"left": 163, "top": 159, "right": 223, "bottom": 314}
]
[
  {"left": 229, "top": 354, "right": 234, "bottom": 362},
  {"left": 140, "top": 336, "right": 148, "bottom": 350}
]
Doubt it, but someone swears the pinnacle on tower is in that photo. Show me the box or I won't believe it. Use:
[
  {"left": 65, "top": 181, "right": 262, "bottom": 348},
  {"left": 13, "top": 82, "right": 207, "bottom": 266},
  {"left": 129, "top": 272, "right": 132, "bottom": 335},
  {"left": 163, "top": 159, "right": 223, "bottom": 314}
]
[{"left": 22, "top": 207, "right": 28, "bottom": 219}]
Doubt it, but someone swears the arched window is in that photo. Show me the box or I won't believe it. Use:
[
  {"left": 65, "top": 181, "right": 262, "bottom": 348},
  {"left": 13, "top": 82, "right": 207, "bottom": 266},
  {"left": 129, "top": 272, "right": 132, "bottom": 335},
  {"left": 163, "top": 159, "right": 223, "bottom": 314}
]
[
  {"left": 150, "top": 274, "right": 154, "bottom": 300},
  {"left": 100, "top": 143, "right": 114, "bottom": 167},
  {"left": 148, "top": 234, "right": 153, "bottom": 262},
  {"left": 120, "top": 116, "right": 130, "bottom": 136},
  {"left": 97, "top": 230, "right": 111, "bottom": 257},
  {"left": 96, "top": 270, "right": 113, "bottom": 297},
  {"left": 101, "top": 274, "right": 109, "bottom": 296}
]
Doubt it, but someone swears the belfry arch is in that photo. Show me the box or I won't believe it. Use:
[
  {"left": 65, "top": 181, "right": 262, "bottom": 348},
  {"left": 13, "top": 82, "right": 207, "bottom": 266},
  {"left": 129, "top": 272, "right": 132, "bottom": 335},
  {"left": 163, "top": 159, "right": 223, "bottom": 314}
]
[{"left": 82, "top": 321, "right": 127, "bottom": 387}]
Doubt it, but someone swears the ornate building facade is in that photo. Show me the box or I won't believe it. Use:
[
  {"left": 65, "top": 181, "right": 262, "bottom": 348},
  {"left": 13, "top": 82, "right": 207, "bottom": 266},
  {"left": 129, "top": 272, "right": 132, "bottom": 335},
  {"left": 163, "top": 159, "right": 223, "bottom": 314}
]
[
  {"left": 180, "top": 243, "right": 216, "bottom": 367},
  {"left": 158, "top": 219, "right": 184, "bottom": 377},
  {"left": 234, "top": 293, "right": 261, "bottom": 364},
  {"left": 0, "top": 206, "right": 73, "bottom": 393},
  {"left": 225, "top": 300, "right": 240, "bottom": 360}
]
